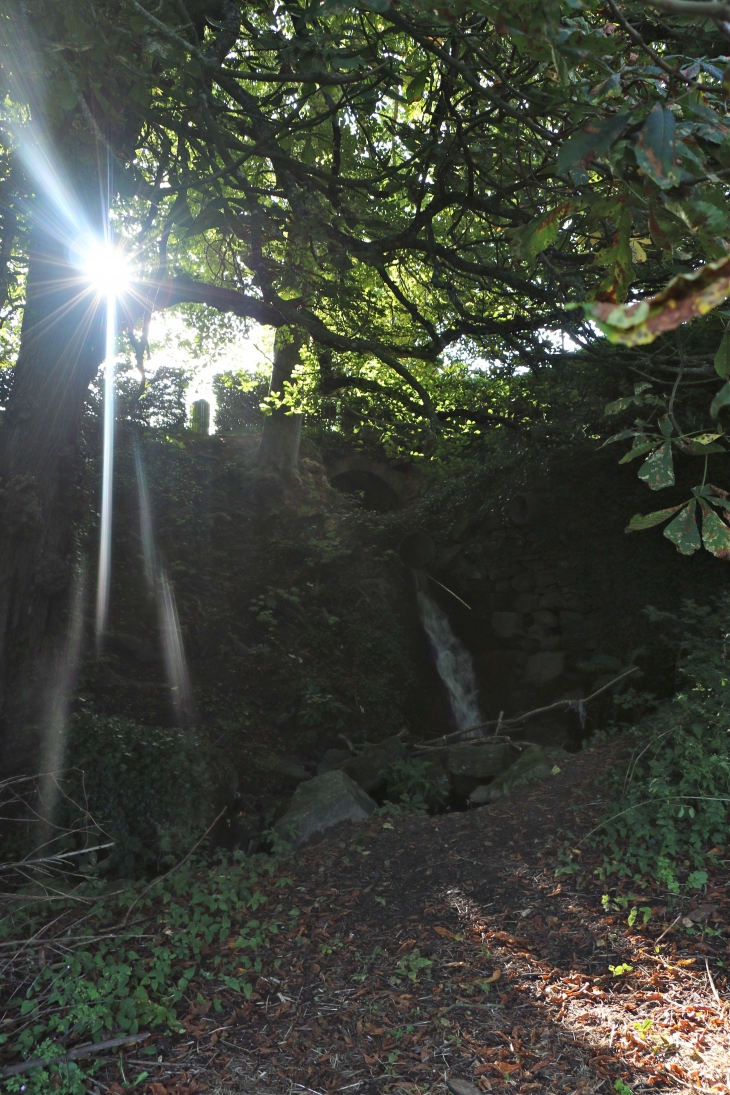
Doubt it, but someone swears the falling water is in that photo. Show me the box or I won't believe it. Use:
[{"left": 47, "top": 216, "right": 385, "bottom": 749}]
[
  {"left": 133, "top": 439, "right": 193, "bottom": 725},
  {"left": 416, "top": 574, "right": 482, "bottom": 734},
  {"left": 95, "top": 291, "right": 116, "bottom": 650}
]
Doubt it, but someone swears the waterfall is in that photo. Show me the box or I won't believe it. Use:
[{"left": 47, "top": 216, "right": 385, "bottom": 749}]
[{"left": 416, "top": 575, "right": 482, "bottom": 734}]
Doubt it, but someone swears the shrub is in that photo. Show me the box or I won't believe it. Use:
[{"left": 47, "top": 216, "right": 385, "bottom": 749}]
[
  {"left": 62, "top": 711, "right": 228, "bottom": 878},
  {"left": 595, "top": 598, "right": 730, "bottom": 888},
  {"left": 381, "top": 757, "right": 448, "bottom": 815}
]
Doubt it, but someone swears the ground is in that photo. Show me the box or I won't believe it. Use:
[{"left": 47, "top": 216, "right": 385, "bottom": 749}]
[{"left": 7, "top": 741, "right": 730, "bottom": 1095}]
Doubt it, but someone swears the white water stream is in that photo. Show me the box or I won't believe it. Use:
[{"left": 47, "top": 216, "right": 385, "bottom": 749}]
[{"left": 416, "top": 575, "right": 482, "bottom": 734}]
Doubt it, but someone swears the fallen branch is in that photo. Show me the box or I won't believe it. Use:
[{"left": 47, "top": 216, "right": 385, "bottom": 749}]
[
  {"left": 0, "top": 1033, "right": 150, "bottom": 1078},
  {"left": 413, "top": 667, "right": 639, "bottom": 752}
]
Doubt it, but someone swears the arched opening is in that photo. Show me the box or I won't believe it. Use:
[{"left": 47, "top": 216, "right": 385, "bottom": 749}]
[{"left": 330, "top": 470, "right": 401, "bottom": 512}]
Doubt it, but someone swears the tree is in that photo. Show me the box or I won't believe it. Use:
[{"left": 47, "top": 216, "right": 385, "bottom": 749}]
[{"left": 4, "top": 0, "right": 730, "bottom": 771}]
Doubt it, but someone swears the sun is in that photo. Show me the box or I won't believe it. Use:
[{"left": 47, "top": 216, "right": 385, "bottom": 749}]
[{"left": 81, "top": 239, "right": 131, "bottom": 297}]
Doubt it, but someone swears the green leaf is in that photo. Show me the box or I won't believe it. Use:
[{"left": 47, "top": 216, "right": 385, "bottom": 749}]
[
  {"left": 699, "top": 499, "right": 730, "bottom": 558},
  {"left": 635, "top": 105, "right": 681, "bottom": 190},
  {"left": 663, "top": 501, "right": 701, "bottom": 554},
  {"left": 602, "top": 428, "right": 642, "bottom": 446},
  {"left": 557, "top": 112, "right": 631, "bottom": 174},
  {"left": 625, "top": 503, "right": 684, "bottom": 531},
  {"left": 710, "top": 380, "right": 730, "bottom": 419},
  {"left": 510, "top": 201, "right": 577, "bottom": 263},
  {"left": 638, "top": 442, "right": 674, "bottom": 490},
  {"left": 619, "top": 440, "right": 656, "bottom": 463},
  {"left": 406, "top": 66, "right": 429, "bottom": 102},
  {"left": 605, "top": 396, "right": 638, "bottom": 415},
  {"left": 658, "top": 414, "right": 673, "bottom": 438}
]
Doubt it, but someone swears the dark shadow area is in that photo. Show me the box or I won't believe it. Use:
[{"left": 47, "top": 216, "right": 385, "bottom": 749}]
[{"left": 330, "top": 469, "right": 402, "bottom": 512}]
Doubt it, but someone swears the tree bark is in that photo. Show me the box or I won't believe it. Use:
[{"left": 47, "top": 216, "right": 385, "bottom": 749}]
[
  {"left": 254, "top": 326, "right": 304, "bottom": 476},
  {"left": 0, "top": 206, "right": 105, "bottom": 775}
]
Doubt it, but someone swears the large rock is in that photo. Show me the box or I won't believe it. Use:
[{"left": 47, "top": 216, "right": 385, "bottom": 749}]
[
  {"left": 336, "top": 736, "right": 407, "bottom": 794},
  {"left": 469, "top": 745, "right": 555, "bottom": 805},
  {"left": 274, "top": 770, "right": 376, "bottom": 846},
  {"left": 447, "top": 742, "right": 516, "bottom": 779}
]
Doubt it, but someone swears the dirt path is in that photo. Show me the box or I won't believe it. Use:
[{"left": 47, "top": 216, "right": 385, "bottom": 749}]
[{"left": 111, "top": 743, "right": 729, "bottom": 1095}]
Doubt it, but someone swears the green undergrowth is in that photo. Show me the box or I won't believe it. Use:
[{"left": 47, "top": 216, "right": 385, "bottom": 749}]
[
  {"left": 0, "top": 851, "right": 296, "bottom": 1094},
  {"left": 573, "top": 598, "right": 730, "bottom": 890}
]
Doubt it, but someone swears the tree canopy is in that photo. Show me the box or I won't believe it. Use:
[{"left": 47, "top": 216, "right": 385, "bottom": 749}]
[{"left": 6, "top": 0, "right": 730, "bottom": 445}]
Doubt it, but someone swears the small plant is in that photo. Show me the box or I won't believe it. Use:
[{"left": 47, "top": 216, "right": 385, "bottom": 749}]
[
  {"left": 379, "top": 757, "right": 448, "bottom": 816},
  {"left": 397, "top": 948, "right": 433, "bottom": 982},
  {"left": 593, "top": 597, "right": 730, "bottom": 885}
]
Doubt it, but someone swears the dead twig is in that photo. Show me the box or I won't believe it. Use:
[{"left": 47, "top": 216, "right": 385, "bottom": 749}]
[
  {"left": 413, "top": 668, "right": 639, "bottom": 751},
  {"left": 0, "top": 1032, "right": 150, "bottom": 1078}
]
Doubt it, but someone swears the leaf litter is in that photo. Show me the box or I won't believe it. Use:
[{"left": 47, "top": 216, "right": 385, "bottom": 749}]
[{"left": 5, "top": 741, "right": 728, "bottom": 1095}]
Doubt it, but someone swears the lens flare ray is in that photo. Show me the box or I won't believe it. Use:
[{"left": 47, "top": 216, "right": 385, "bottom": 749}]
[{"left": 133, "top": 439, "right": 193, "bottom": 725}]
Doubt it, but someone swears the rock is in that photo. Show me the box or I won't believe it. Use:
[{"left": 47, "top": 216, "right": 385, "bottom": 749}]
[
  {"left": 447, "top": 742, "right": 516, "bottom": 779},
  {"left": 533, "top": 609, "right": 558, "bottom": 627},
  {"left": 540, "top": 635, "right": 563, "bottom": 652},
  {"left": 274, "top": 770, "right": 376, "bottom": 846},
  {"left": 336, "top": 735, "right": 407, "bottom": 794},
  {"left": 491, "top": 611, "right": 523, "bottom": 638},
  {"left": 469, "top": 746, "right": 555, "bottom": 806},
  {"left": 468, "top": 784, "right": 503, "bottom": 810},
  {"left": 317, "top": 748, "right": 351, "bottom": 775},
  {"left": 511, "top": 571, "right": 535, "bottom": 593},
  {"left": 524, "top": 651, "right": 565, "bottom": 685},
  {"left": 559, "top": 610, "right": 583, "bottom": 629},
  {"left": 512, "top": 593, "right": 535, "bottom": 614},
  {"left": 537, "top": 587, "right": 564, "bottom": 610}
]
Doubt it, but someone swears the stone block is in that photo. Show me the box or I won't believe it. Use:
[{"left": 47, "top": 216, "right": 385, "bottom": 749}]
[
  {"left": 274, "top": 770, "right": 376, "bottom": 846},
  {"left": 511, "top": 571, "right": 535, "bottom": 593},
  {"left": 524, "top": 651, "right": 565, "bottom": 686},
  {"left": 559, "top": 610, "right": 583, "bottom": 629},
  {"left": 448, "top": 742, "right": 517, "bottom": 779},
  {"left": 533, "top": 609, "right": 558, "bottom": 627},
  {"left": 538, "top": 588, "right": 564, "bottom": 610},
  {"left": 491, "top": 611, "right": 524, "bottom": 638},
  {"left": 512, "top": 592, "right": 535, "bottom": 613}
]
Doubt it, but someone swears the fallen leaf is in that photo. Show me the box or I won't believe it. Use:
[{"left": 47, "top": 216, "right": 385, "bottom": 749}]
[
  {"left": 484, "top": 969, "right": 502, "bottom": 984},
  {"left": 447, "top": 1079, "right": 482, "bottom": 1095},
  {"left": 149, "top": 1085, "right": 167, "bottom": 1095},
  {"left": 434, "top": 926, "right": 457, "bottom": 939}
]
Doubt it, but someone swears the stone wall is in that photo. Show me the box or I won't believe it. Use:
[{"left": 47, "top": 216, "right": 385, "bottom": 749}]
[{"left": 400, "top": 444, "right": 726, "bottom": 746}]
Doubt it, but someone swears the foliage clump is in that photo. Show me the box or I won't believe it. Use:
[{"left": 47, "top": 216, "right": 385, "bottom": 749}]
[
  {"left": 62, "top": 711, "right": 225, "bottom": 878},
  {"left": 597, "top": 598, "right": 730, "bottom": 889}
]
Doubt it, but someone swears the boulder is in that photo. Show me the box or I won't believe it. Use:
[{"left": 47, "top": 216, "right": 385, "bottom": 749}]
[
  {"left": 274, "top": 770, "right": 376, "bottom": 846},
  {"left": 447, "top": 742, "right": 516, "bottom": 779},
  {"left": 336, "top": 735, "right": 407, "bottom": 794},
  {"left": 469, "top": 745, "right": 555, "bottom": 805}
]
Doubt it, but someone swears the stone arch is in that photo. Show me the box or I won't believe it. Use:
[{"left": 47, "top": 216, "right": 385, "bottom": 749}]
[{"left": 324, "top": 455, "right": 421, "bottom": 512}]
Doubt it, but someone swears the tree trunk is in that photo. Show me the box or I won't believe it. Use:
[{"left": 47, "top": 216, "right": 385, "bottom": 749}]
[
  {"left": 0, "top": 207, "right": 105, "bottom": 775},
  {"left": 254, "top": 326, "right": 304, "bottom": 477}
]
